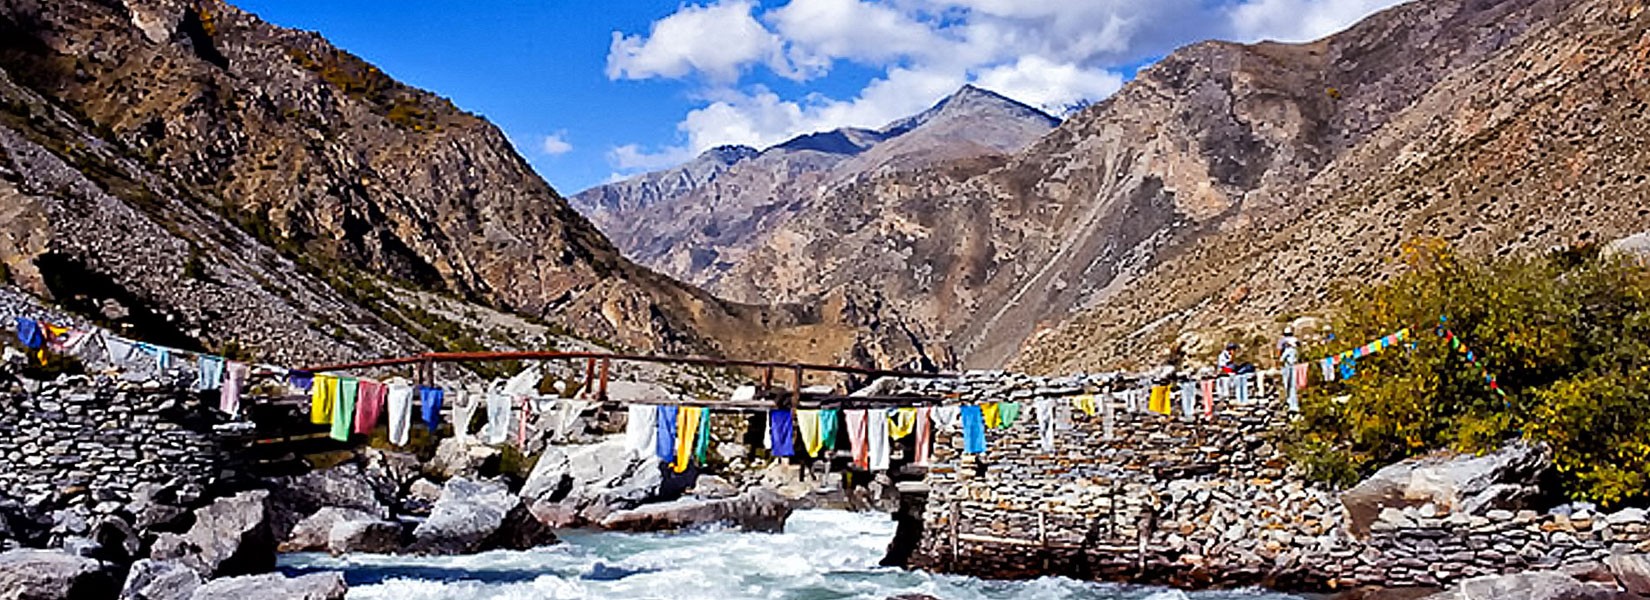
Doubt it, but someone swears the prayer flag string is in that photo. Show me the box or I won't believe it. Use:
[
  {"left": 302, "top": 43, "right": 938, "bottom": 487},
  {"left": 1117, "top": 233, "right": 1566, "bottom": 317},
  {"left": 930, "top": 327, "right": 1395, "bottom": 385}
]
[
  {"left": 1318, "top": 328, "right": 1410, "bottom": 382},
  {"left": 1436, "top": 316, "right": 1507, "bottom": 398}
]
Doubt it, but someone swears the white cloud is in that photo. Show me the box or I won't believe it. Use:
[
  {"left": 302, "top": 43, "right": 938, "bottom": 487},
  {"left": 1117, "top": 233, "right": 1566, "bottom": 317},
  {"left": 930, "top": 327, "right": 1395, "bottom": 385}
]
[
  {"left": 604, "top": 0, "right": 1408, "bottom": 172},
  {"left": 608, "top": 143, "right": 697, "bottom": 172},
  {"left": 1227, "top": 0, "right": 1407, "bottom": 43},
  {"left": 673, "top": 68, "right": 967, "bottom": 154},
  {"left": 679, "top": 89, "right": 806, "bottom": 152},
  {"left": 539, "top": 131, "right": 573, "bottom": 156},
  {"left": 974, "top": 56, "right": 1124, "bottom": 114},
  {"left": 606, "top": 0, "right": 794, "bottom": 82},
  {"left": 768, "top": 0, "right": 945, "bottom": 68},
  {"left": 925, "top": 0, "right": 1217, "bottom": 66}
]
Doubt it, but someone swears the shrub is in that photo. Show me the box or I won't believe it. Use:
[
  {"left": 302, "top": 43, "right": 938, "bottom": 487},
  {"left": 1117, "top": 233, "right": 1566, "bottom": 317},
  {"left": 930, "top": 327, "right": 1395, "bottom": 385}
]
[{"left": 1289, "top": 239, "right": 1650, "bottom": 505}]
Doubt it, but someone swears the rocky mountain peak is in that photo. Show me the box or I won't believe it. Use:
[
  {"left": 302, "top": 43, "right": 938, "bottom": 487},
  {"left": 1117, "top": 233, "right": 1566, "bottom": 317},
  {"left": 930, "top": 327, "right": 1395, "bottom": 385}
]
[
  {"left": 571, "top": 144, "right": 760, "bottom": 224},
  {"left": 702, "top": 144, "right": 760, "bottom": 164},
  {"left": 882, "top": 84, "right": 1060, "bottom": 137},
  {"left": 567, "top": 84, "right": 1062, "bottom": 297},
  {"left": 769, "top": 127, "right": 886, "bottom": 156}
]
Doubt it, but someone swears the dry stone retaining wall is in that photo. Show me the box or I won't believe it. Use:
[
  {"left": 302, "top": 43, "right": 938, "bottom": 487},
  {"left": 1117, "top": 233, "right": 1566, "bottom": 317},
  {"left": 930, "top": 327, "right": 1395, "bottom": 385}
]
[
  {"left": 0, "top": 376, "right": 232, "bottom": 510},
  {"left": 897, "top": 372, "right": 1650, "bottom": 592}
]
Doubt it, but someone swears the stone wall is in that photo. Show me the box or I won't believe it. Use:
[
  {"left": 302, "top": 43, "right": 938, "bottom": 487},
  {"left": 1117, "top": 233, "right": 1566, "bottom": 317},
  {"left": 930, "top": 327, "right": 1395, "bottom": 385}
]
[
  {"left": 0, "top": 376, "right": 234, "bottom": 510},
  {"left": 897, "top": 372, "right": 1650, "bottom": 592}
]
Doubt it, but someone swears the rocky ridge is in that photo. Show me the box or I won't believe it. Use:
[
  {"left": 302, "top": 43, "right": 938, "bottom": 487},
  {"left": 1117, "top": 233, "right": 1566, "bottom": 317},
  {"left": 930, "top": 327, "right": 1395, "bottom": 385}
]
[
  {"left": 570, "top": 85, "right": 1060, "bottom": 303},
  {"left": 1012, "top": 0, "right": 1650, "bottom": 372},
  {"left": 0, "top": 0, "right": 930, "bottom": 369}
]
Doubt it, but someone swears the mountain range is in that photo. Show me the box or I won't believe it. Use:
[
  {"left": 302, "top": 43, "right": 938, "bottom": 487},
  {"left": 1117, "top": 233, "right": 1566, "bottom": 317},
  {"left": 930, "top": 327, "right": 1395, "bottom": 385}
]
[
  {"left": 573, "top": 0, "right": 1650, "bottom": 372},
  {"left": 570, "top": 84, "right": 1061, "bottom": 293}
]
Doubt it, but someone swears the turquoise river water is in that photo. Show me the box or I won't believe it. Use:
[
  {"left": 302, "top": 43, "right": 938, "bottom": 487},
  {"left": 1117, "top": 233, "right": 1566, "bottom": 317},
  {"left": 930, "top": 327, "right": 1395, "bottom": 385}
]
[{"left": 278, "top": 509, "right": 1305, "bottom": 600}]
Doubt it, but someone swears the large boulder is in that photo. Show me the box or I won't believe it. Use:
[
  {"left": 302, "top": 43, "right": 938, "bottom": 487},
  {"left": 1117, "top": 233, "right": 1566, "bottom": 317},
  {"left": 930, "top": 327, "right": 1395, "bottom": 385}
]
[
  {"left": 267, "top": 463, "right": 392, "bottom": 543},
  {"left": 0, "top": 549, "right": 119, "bottom": 600},
  {"left": 125, "top": 484, "right": 191, "bottom": 534},
  {"left": 119, "top": 559, "right": 202, "bottom": 600},
  {"left": 426, "top": 437, "right": 502, "bottom": 481},
  {"left": 1605, "top": 231, "right": 1650, "bottom": 263},
  {"left": 410, "top": 478, "right": 556, "bottom": 555},
  {"left": 280, "top": 507, "right": 378, "bottom": 553},
  {"left": 598, "top": 487, "right": 793, "bottom": 533},
  {"left": 1342, "top": 442, "right": 1551, "bottom": 535},
  {"left": 88, "top": 516, "right": 141, "bottom": 564},
  {"left": 689, "top": 475, "right": 739, "bottom": 500},
  {"left": 1421, "top": 571, "right": 1625, "bottom": 600},
  {"left": 1606, "top": 554, "right": 1650, "bottom": 595},
  {"left": 187, "top": 572, "right": 346, "bottom": 600},
  {"left": 521, "top": 439, "right": 662, "bottom": 526},
  {"left": 0, "top": 494, "right": 18, "bottom": 529},
  {"left": 0, "top": 493, "right": 42, "bottom": 549},
  {"left": 45, "top": 506, "right": 92, "bottom": 548},
  {"left": 151, "top": 490, "right": 274, "bottom": 578},
  {"left": 359, "top": 448, "right": 423, "bottom": 496},
  {"left": 327, "top": 519, "right": 401, "bottom": 555},
  {"left": 281, "top": 507, "right": 402, "bottom": 555}
]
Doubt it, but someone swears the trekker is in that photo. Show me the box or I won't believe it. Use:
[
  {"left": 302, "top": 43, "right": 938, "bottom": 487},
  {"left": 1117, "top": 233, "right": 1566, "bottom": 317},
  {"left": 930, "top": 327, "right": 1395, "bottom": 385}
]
[
  {"left": 1279, "top": 327, "right": 1300, "bottom": 411},
  {"left": 1218, "top": 343, "right": 1238, "bottom": 374}
]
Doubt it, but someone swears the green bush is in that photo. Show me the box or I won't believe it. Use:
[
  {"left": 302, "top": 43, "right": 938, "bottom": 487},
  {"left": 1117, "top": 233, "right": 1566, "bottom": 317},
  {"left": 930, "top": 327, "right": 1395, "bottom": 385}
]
[{"left": 1289, "top": 239, "right": 1650, "bottom": 505}]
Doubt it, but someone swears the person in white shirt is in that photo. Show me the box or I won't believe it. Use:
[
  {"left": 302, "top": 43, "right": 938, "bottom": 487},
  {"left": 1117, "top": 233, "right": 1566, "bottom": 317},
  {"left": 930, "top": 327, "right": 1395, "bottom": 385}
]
[{"left": 1278, "top": 328, "right": 1300, "bottom": 411}]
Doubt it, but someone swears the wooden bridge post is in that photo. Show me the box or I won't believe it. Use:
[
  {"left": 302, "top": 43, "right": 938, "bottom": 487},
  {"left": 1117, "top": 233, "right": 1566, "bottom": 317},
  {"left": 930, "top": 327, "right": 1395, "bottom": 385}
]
[
  {"left": 1038, "top": 510, "right": 1049, "bottom": 570},
  {"left": 583, "top": 357, "right": 596, "bottom": 399},
  {"left": 598, "top": 358, "right": 610, "bottom": 401},
  {"left": 761, "top": 366, "right": 773, "bottom": 394},
  {"left": 790, "top": 365, "right": 803, "bottom": 409}
]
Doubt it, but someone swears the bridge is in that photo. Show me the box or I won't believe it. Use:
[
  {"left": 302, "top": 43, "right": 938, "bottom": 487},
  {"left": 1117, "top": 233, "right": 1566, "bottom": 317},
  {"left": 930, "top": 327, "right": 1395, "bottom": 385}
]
[{"left": 298, "top": 350, "right": 959, "bottom": 410}]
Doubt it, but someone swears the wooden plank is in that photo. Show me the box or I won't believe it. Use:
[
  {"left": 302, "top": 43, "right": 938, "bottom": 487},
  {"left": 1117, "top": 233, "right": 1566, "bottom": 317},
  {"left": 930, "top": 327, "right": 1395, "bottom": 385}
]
[
  {"left": 252, "top": 432, "right": 330, "bottom": 445},
  {"left": 955, "top": 533, "right": 1083, "bottom": 550},
  {"left": 301, "top": 350, "right": 955, "bottom": 380}
]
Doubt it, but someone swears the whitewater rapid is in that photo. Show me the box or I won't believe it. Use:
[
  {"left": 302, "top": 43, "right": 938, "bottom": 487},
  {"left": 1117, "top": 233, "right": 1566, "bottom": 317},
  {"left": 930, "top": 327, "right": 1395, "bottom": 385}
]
[{"left": 278, "top": 509, "right": 1303, "bottom": 600}]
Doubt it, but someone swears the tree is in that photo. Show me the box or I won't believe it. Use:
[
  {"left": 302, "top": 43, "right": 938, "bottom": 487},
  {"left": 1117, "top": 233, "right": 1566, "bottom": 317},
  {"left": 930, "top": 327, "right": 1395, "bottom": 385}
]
[{"left": 1288, "top": 240, "right": 1650, "bottom": 505}]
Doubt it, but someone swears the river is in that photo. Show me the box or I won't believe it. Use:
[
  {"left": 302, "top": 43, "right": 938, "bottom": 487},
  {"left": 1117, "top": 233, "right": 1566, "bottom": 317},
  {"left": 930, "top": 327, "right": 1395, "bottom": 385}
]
[{"left": 279, "top": 509, "right": 1304, "bottom": 600}]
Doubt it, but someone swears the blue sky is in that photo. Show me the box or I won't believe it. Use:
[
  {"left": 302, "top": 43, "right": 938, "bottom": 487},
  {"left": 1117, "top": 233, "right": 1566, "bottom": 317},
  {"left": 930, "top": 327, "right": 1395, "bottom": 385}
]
[{"left": 235, "top": 0, "right": 1407, "bottom": 195}]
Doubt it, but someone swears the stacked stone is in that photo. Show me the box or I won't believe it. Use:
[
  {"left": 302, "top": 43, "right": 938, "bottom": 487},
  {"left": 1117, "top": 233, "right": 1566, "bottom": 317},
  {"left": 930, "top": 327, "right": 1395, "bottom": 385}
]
[
  {"left": 1339, "top": 506, "right": 1650, "bottom": 588},
  {"left": 0, "top": 376, "right": 229, "bottom": 511},
  {"left": 901, "top": 371, "right": 1650, "bottom": 592}
]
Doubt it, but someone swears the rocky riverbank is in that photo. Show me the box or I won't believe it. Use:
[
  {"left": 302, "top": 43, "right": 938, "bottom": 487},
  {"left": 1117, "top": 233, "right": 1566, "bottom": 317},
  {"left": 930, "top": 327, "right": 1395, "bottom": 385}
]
[{"left": 0, "top": 349, "right": 882, "bottom": 599}]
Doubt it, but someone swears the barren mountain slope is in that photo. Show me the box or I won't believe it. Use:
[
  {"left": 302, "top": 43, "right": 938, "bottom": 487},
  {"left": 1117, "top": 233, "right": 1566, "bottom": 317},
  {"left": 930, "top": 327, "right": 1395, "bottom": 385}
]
[
  {"left": 1015, "top": 0, "right": 1650, "bottom": 373},
  {"left": 708, "top": 0, "right": 1555, "bottom": 368},
  {"left": 572, "top": 145, "right": 758, "bottom": 246},
  {"left": 0, "top": 0, "right": 931, "bottom": 367},
  {"left": 572, "top": 86, "right": 1061, "bottom": 292}
]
